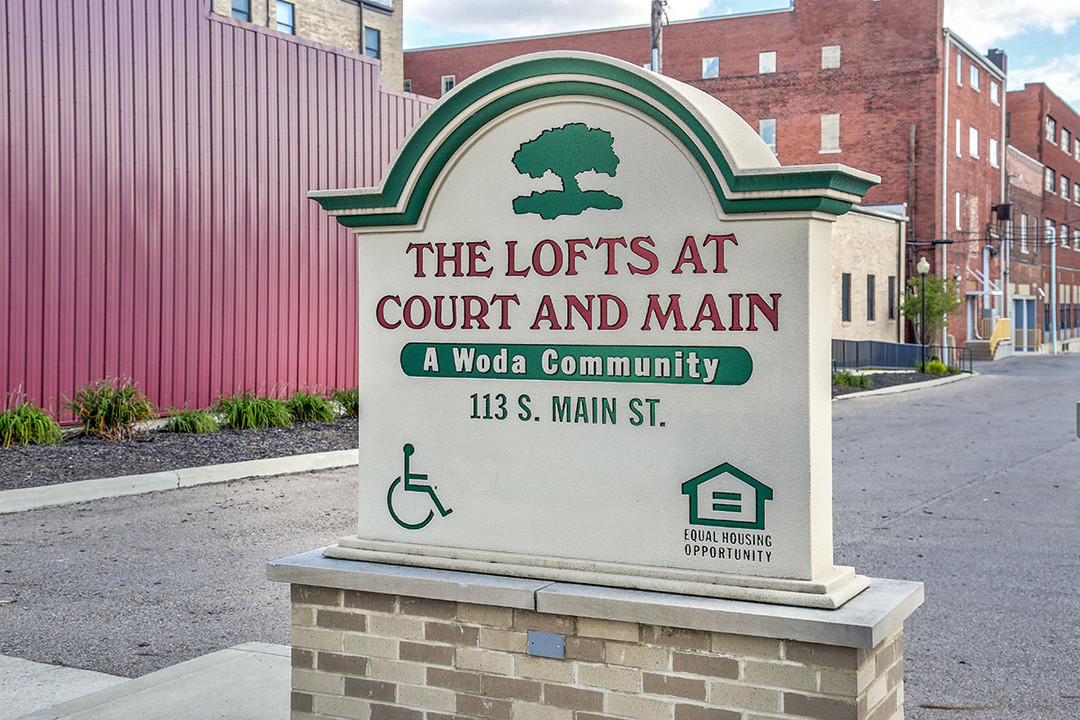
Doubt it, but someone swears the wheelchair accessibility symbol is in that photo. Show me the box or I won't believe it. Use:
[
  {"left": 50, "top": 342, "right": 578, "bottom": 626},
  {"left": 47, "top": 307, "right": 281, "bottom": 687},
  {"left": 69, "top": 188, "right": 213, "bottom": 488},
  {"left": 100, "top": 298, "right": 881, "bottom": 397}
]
[{"left": 386, "top": 444, "right": 452, "bottom": 530}]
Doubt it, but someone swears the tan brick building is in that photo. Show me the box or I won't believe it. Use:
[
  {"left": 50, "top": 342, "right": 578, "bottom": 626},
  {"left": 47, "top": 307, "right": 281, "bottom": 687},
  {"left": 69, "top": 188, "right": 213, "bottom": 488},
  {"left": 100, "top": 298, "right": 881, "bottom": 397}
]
[{"left": 212, "top": 0, "right": 404, "bottom": 90}]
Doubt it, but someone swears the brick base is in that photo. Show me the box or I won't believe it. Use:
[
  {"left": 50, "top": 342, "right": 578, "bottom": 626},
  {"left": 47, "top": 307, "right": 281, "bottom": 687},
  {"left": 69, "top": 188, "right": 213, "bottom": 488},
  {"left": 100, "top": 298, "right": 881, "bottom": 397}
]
[{"left": 286, "top": 583, "right": 905, "bottom": 720}]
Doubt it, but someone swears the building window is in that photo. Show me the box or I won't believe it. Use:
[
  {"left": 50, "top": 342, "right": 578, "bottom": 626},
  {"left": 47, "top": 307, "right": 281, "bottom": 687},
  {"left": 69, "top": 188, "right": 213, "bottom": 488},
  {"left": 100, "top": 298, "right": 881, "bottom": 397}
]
[
  {"left": 990, "top": 81, "right": 1000, "bottom": 105},
  {"left": 821, "top": 45, "right": 840, "bottom": 70},
  {"left": 1063, "top": 129, "right": 1072, "bottom": 152},
  {"left": 956, "top": 54, "right": 962, "bottom": 85},
  {"left": 1074, "top": 182, "right": 1080, "bottom": 205},
  {"left": 1046, "top": 115, "right": 1057, "bottom": 143},
  {"left": 1074, "top": 228, "right": 1080, "bottom": 250},
  {"left": 969, "top": 127, "right": 979, "bottom": 158},
  {"left": 440, "top": 75, "right": 456, "bottom": 96},
  {"left": 364, "top": 27, "right": 381, "bottom": 58},
  {"left": 1046, "top": 167, "right": 1056, "bottom": 193},
  {"left": 758, "top": 51, "right": 776, "bottom": 74},
  {"left": 1063, "top": 176, "right": 1071, "bottom": 199},
  {"left": 231, "top": 0, "right": 250, "bottom": 21},
  {"left": 1046, "top": 219, "right": 1056, "bottom": 246},
  {"left": 866, "top": 275, "right": 876, "bottom": 321},
  {"left": 1063, "top": 225, "right": 1070, "bottom": 248},
  {"left": 888, "top": 276, "right": 896, "bottom": 320},
  {"left": 970, "top": 65, "right": 980, "bottom": 90},
  {"left": 955, "top": 119, "right": 962, "bottom": 157},
  {"left": 403, "top": 78, "right": 412, "bottom": 93},
  {"left": 1006, "top": 112, "right": 1011, "bottom": 138},
  {"left": 820, "top": 113, "right": 840, "bottom": 153},
  {"left": 1020, "top": 214, "right": 1029, "bottom": 253},
  {"left": 759, "top": 118, "right": 776, "bottom": 154},
  {"left": 1075, "top": 136, "right": 1080, "bottom": 160},
  {"left": 955, "top": 192, "right": 962, "bottom": 230},
  {"left": 702, "top": 57, "right": 719, "bottom": 79},
  {"left": 841, "top": 273, "right": 852, "bottom": 322},
  {"left": 275, "top": 1, "right": 294, "bottom": 34},
  {"left": 989, "top": 137, "right": 999, "bottom": 167}
]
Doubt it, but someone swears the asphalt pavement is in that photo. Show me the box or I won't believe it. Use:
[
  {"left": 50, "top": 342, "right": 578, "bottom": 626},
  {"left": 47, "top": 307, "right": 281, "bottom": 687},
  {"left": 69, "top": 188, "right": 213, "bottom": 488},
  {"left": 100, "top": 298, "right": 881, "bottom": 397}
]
[
  {"left": 833, "top": 353, "right": 1080, "bottom": 720},
  {"left": 1, "top": 353, "right": 1078, "bottom": 719}
]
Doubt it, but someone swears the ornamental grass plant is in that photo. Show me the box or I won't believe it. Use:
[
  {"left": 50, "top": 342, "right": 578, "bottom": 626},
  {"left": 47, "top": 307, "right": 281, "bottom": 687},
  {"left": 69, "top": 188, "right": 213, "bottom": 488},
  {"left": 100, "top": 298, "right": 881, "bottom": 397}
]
[
  {"left": 213, "top": 392, "right": 292, "bottom": 430},
  {"left": 832, "top": 370, "right": 873, "bottom": 389},
  {"left": 333, "top": 387, "right": 359, "bottom": 418},
  {"left": 0, "top": 401, "right": 63, "bottom": 447},
  {"left": 285, "top": 391, "right": 338, "bottom": 423},
  {"left": 164, "top": 407, "right": 221, "bottom": 434},
  {"left": 65, "top": 377, "right": 156, "bottom": 441}
]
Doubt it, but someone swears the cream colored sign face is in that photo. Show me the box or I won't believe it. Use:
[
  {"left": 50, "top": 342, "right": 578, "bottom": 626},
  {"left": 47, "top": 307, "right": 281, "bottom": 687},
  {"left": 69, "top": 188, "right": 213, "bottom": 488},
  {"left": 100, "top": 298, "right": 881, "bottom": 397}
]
[{"left": 314, "top": 53, "right": 876, "bottom": 606}]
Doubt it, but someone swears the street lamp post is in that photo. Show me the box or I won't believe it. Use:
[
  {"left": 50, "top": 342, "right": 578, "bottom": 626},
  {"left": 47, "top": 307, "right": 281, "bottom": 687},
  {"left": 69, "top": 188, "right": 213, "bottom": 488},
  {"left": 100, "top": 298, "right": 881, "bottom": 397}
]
[{"left": 917, "top": 256, "right": 931, "bottom": 370}]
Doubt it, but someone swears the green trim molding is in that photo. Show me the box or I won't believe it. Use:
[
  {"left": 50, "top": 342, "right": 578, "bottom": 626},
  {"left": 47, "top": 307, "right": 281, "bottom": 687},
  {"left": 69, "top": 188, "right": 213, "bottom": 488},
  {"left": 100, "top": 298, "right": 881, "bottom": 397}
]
[{"left": 310, "top": 53, "right": 879, "bottom": 228}]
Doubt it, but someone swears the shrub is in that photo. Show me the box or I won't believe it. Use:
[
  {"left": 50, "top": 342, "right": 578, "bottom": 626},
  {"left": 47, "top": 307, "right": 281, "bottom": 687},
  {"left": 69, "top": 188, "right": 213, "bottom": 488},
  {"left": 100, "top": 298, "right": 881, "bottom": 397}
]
[
  {"left": 917, "top": 360, "right": 949, "bottom": 375},
  {"left": 164, "top": 408, "right": 220, "bottom": 434},
  {"left": 213, "top": 392, "right": 292, "bottom": 430},
  {"left": 65, "top": 378, "right": 156, "bottom": 441},
  {"left": 333, "top": 388, "right": 359, "bottom": 418},
  {"left": 0, "top": 402, "right": 63, "bottom": 447},
  {"left": 832, "top": 370, "right": 873, "bottom": 389},
  {"left": 285, "top": 391, "right": 338, "bottom": 423}
]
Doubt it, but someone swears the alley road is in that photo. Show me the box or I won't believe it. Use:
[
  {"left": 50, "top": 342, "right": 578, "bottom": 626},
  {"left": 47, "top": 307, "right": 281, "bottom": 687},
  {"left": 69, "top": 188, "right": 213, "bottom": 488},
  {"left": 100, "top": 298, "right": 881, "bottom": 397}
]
[
  {"left": 834, "top": 354, "right": 1080, "bottom": 720},
  {"left": 1, "top": 354, "right": 1078, "bottom": 719}
]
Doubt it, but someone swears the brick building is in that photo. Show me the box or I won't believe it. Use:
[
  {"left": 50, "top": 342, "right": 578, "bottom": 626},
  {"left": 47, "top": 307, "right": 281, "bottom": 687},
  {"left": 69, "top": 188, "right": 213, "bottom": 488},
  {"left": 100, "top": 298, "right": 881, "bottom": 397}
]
[
  {"left": 213, "top": 0, "right": 405, "bottom": 90},
  {"left": 404, "top": 0, "right": 1008, "bottom": 348},
  {"left": 1005, "top": 84, "right": 1080, "bottom": 351}
]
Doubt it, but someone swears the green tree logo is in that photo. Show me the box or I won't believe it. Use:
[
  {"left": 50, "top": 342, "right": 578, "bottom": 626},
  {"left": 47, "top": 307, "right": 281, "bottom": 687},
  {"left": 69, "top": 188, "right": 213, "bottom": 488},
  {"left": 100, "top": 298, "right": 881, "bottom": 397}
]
[{"left": 511, "top": 123, "right": 624, "bottom": 219}]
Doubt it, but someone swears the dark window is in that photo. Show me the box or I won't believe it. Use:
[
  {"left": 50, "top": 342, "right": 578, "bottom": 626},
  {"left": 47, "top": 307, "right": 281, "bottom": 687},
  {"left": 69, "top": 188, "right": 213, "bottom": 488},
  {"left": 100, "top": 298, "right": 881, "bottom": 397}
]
[
  {"left": 867, "top": 275, "right": 876, "bottom": 321},
  {"left": 842, "top": 273, "right": 852, "bottom": 322},
  {"left": 403, "top": 78, "right": 412, "bottom": 93},
  {"left": 365, "top": 27, "right": 381, "bottom": 59},
  {"left": 276, "top": 1, "right": 295, "bottom": 34},
  {"left": 231, "top": 0, "right": 250, "bottom": 22},
  {"left": 888, "top": 276, "right": 896, "bottom": 320},
  {"left": 1005, "top": 112, "right": 1011, "bottom": 138}
]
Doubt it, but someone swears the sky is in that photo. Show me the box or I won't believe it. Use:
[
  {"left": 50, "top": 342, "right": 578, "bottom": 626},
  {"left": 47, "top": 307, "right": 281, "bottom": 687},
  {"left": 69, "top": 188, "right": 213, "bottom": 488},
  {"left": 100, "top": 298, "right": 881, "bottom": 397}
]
[{"left": 403, "top": 0, "right": 1080, "bottom": 110}]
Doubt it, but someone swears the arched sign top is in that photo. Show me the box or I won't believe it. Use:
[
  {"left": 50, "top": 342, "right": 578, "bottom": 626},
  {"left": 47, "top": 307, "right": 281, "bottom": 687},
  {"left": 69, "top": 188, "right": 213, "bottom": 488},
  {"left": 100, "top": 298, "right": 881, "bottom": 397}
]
[{"left": 310, "top": 52, "right": 879, "bottom": 228}]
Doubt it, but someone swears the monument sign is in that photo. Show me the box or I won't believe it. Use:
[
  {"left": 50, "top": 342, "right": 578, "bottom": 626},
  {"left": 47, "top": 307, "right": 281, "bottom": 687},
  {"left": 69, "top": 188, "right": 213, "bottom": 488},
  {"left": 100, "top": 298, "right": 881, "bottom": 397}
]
[{"left": 311, "top": 52, "right": 878, "bottom": 608}]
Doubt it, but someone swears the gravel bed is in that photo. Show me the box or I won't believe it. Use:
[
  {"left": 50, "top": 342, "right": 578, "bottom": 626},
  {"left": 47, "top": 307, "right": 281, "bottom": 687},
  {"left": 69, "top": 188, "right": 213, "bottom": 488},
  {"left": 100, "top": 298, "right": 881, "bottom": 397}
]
[
  {"left": 0, "top": 417, "right": 358, "bottom": 492},
  {"left": 832, "top": 371, "right": 950, "bottom": 397}
]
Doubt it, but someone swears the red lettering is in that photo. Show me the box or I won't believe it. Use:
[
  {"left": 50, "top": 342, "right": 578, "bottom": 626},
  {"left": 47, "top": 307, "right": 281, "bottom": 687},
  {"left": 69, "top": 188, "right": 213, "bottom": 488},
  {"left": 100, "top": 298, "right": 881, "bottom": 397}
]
[
  {"left": 403, "top": 296, "right": 431, "bottom": 329},
  {"left": 506, "top": 241, "right": 530, "bottom": 277},
  {"left": 671, "top": 235, "right": 706, "bottom": 274},
  {"left": 595, "top": 237, "right": 627, "bottom": 275},
  {"left": 461, "top": 296, "right": 490, "bottom": 329},
  {"left": 703, "top": 234, "right": 738, "bottom": 273},
  {"left": 691, "top": 294, "right": 726, "bottom": 331},
  {"left": 405, "top": 244, "right": 433, "bottom": 278},
  {"left": 532, "top": 239, "right": 563, "bottom": 277},
  {"left": 629, "top": 236, "right": 659, "bottom": 275},
  {"left": 530, "top": 295, "right": 562, "bottom": 330},
  {"left": 490, "top": 294, "right": 520, "bottom": 330},
  {"left": 728, "top": 294, "right": 743, "bottom": 331},
  {"left": 641, "top": 294, "right": 686, "bottom": 331},
  {"left": 599, "top": 294, "right": 627, "bottom": 330},
  {"left": 467, "top": 241, "right": 493, "bottom": 277},
  {"left": 747, "top": 293, "right": 781, "bottom": 331},
  {"left": 433, "top": 296, "right": 457, "bottom": 330},
  {"left": 435, "top": 242, "right": 464, "bottom": 277},
  {"left": 376, "top": 295, "right": 402, "bottom": 329},
  {"left": 565, "top": 238, "right": 592, "bottom": 276},
  {"left": 565, "top": 295, "right": 594, "bottom": 330}
]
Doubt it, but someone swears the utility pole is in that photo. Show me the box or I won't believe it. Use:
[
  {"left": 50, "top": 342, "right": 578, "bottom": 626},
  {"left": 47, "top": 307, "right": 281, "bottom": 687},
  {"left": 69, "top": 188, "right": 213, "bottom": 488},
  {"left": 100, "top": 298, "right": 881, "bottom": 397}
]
[{"left": 650, "top": 0, "right": 666, "bottom": 73}]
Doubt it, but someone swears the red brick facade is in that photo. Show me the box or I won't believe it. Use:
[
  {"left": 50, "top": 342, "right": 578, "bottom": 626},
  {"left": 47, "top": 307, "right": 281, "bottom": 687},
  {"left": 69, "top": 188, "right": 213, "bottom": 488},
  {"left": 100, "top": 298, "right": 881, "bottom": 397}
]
[
  {"left": 1005, "top": 84, "right": 1080, "bottom": 350},
  {"left": 404, "top": 0, "right": 1007, "bottom": 346}
]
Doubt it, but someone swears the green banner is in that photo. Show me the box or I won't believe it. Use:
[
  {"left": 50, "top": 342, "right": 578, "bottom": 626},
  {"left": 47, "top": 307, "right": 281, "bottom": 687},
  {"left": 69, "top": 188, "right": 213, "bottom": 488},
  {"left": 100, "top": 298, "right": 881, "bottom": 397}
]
[{"left": 400, "top": 343, "right": 752, "bottom": 386}]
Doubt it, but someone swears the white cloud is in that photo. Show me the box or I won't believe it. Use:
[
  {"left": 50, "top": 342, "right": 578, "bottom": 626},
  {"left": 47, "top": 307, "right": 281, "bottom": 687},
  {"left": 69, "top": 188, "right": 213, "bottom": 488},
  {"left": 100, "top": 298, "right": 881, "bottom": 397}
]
[
  {"left": 408, "top": 0, "right": 713, "bottom": 40},
  {"left": 1007, "top": 54, "right": 1080, "bottom": 108},
  {"left": 944, "top": 0, "right": 1080, "bottom": 49}
]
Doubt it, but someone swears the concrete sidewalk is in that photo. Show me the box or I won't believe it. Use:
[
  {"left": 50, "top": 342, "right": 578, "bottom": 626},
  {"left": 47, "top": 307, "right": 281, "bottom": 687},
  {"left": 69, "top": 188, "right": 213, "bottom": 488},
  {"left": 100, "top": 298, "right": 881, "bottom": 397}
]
[{"left": 6, "top": 643, "right": 288, "bottom": 720}]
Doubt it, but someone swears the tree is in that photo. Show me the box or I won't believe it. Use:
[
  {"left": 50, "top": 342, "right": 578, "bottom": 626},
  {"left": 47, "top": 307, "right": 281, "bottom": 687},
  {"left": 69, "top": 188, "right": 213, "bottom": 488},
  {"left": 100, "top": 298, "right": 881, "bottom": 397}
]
[
  {"left": 512, "top": 123, "right": 623, "bottom": 219},
  {"left": 900, "top": 273, "right": 962, "bottom": 345}
]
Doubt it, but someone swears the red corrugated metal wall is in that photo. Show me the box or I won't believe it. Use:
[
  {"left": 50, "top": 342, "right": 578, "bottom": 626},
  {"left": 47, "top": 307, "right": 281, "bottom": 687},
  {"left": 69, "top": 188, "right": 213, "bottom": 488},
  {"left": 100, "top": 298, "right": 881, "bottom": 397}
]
[{"left": 2, "top": 1, "right": 431, "bottom": 420}]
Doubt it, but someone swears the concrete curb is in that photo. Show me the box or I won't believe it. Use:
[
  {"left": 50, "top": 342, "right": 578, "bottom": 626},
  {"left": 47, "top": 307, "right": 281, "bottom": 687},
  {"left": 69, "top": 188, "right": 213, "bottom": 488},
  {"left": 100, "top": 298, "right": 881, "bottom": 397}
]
[
  {"left": 0, "top": 449, "right": 359, "bottom": 514},
  {"left": 832, "top": 370, "right": 974, "bottom": 401}
]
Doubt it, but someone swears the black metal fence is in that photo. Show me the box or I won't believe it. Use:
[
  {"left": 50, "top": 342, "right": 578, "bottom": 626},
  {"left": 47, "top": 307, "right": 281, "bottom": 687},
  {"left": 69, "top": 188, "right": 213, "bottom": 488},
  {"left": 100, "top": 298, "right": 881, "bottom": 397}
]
[{"left": 832, "top": 340, "right": 973, "bottom": 373}]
